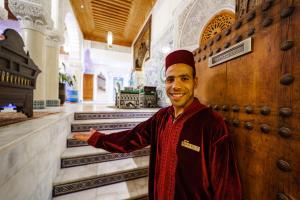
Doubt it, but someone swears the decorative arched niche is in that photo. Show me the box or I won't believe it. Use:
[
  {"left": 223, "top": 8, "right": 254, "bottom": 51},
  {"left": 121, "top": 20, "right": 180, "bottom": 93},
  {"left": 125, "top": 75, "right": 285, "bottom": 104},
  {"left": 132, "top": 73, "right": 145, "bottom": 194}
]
[{"left": 199, "top": 10, "right": 235, "bottom": 46}]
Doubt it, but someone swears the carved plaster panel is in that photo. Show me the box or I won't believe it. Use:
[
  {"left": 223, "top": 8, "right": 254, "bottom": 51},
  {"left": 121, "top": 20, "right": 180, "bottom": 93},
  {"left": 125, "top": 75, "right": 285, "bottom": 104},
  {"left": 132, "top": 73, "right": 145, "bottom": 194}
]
[
  {"left": 0, "top": 7, "right": 8, "bottom": 20},
  {"left": 177, "top": 0, "right": 197, "bottom": 44},
  {"left": 8, "top": 0, "right": 51, "bottom": 33},
  {"left": 178, "top": 0, "right": 235, "bottom": 48}
]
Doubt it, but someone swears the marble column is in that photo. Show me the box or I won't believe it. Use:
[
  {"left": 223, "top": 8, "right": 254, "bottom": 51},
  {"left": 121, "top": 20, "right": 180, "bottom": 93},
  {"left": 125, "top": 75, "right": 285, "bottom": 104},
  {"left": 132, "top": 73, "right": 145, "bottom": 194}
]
[
  {"left": 0, "top": 5, "right": 8, "bottom": 20},
  {"left": 45, "top": 32, "right": 61, "bottom": 107},
  {"left": 8, "top": 0, "right": 51, "bottom": 109}
]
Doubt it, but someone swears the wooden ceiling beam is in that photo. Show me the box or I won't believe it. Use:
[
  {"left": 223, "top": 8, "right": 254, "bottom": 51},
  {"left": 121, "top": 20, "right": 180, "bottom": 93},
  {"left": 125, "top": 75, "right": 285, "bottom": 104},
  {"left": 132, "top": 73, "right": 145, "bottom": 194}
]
[
  {"left": 94, "top": 22, "right": 125, "bottom": 30},
  {"left": 92, "top": 8, "right": 129, "bottom": 19},
  {"left": 70, "top": 0, "right": 156, "bottom": 47},
  {"left": 94, "top": 27, "right": 124, "bottom": 34},
  {"left": 94, "top": 26, "right": 124, "bottom": 32},
  {"left": 98, "top": 0, "right": 132, "bottom": 8},
  {"left": 93, "top": 15, "right": 128, "bottom": 24},
  {"left": 93, "top": 22, "right": 126, "bottom": 30},
  {"left": 94, "top": 18, "right": 125, "bottom": 25},
  {"left": 94, "top": 21, "right": 124, "bottom": 27},
  {"left": 109, "top": 0, "right": 132, "bottom": 8},
  {"left": 94, "top": 29, "right": 123, "bottom": 36},
  {"left": 93, "top": 14, "right": 128, "bottom": 24},
  {"left": 91, "top": 3, "right": 130, "bottom": 14},
  {"left": 94, "top": 20, "right": 125, "bottom": 27},
  {"left": 91, "top": 1, "right": 131, "bottom": 12},
  {"left": 93, "top": 19, "right": 125, "bottom": 26},
  {"left": 94, "top": 23, "right": 125, "bottom": 30},
  {"left": 94, "top": 26, "right": 124, "bottom": 33},
  {"left": 94, "top": 24, "right": 125, "bottom": 31},
  {"left": 92, "top": 12, "right": 128, "bottom": 19}
]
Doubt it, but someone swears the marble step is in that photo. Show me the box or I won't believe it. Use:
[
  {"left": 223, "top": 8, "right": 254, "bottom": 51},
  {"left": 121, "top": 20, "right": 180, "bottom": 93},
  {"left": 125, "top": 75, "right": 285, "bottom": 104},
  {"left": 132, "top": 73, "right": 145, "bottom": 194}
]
[
  {"left": 52, "top": 177, "right": 148, "bottom": 200},
  {"left": 74, "top": 111, "right": 156, "bottom": 120},
  {"left": 67, "top": 129, "right": 129, "bottom": 147},
  {"left": 61, "top": 146, "right": 150, "bottom": 168},
  {"left": 71, "top": 118, "right": 149, "bottom": 132},
  {"left": 125, "top": 193, "right": 148, "bottom": 200},
  {"left": 53, "top": 157, "right": 149, "bottom": 197}
]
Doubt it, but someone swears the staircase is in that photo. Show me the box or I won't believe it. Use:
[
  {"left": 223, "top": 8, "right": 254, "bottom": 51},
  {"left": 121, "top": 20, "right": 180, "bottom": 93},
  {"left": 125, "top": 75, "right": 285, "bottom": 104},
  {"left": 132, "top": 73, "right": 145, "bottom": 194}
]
[{"left": 52, "top": 110, "right": 157, "bottom": 200}]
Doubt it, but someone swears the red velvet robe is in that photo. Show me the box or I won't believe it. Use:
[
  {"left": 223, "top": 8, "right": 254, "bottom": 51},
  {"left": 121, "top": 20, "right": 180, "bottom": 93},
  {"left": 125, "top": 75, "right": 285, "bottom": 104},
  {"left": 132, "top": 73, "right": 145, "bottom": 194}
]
[{"left": 88, "top": 98, "right": 242, "bottom": 200}]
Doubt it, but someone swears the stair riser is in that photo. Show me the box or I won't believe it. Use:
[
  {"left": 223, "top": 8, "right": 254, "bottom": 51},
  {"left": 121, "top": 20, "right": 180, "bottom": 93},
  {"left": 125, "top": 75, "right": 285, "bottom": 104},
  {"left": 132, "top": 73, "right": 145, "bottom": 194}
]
[
  {"left": 53, "top": 168, "right": 148, "bottom": 197},
  {"left": 67, "top": 139, "right": 88, "bottom": 148},
  {"left": 126, "top": 194, "right": 149, "bottom": 200},
  {"left": 74, "top": 112, "right": 155, "bottom": 120},
  {"left": 61, "top": 149, "right": 150, "bottom": 168},
  {"left": 134, "top": 197, "right": 148, "bottom": 200},
  {"left": 71, "top": 122, "right": 140, "bottom": 132}
]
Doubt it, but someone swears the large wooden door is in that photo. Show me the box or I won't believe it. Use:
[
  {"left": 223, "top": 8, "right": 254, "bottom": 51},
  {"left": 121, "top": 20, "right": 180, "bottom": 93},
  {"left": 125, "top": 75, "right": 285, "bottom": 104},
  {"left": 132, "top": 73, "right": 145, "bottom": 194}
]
[
  {"left": 194, "top": 1, "right": 299, "bottom": 199},
  {"left": 83, "top": 74, "right": 93, "bottom": 101}
]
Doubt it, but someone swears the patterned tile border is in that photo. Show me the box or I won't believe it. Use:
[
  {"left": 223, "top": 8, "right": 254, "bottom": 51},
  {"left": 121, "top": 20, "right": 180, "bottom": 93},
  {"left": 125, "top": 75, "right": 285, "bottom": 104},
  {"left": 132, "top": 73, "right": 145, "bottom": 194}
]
[
  {"left": 67, "top": 139, "right": 88, "bottom": 147},
  {"left": 74, "top": 111, "right": 156, "bottom": 120},
  {"left": 61, "top": 148, "right": 150, "bottom": 168},
  {"left": 46, "top": 99, "right": 60, "bottom": 107},
  {"left": 33, "top": 100, "right": 45, "bottom": 109},
  {"left": 71, "top": 122, "right": 140, "bottom": 132},
  {"left": 52, "top": 167, "right": 149, "bottom": 197}
]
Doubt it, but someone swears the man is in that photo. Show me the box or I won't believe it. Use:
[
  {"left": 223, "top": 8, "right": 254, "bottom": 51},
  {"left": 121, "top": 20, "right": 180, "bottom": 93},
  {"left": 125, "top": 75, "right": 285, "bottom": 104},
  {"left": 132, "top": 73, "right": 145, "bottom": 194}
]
[{"left": 74, "top": 50, "right": 242, "bottom": 200}]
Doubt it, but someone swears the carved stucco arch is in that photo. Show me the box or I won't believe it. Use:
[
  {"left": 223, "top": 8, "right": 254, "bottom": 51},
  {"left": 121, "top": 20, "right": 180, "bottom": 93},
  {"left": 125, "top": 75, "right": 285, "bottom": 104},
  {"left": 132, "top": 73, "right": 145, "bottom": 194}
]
[{"left": 178, "top": 0, "right": 235, "bottom": 49}]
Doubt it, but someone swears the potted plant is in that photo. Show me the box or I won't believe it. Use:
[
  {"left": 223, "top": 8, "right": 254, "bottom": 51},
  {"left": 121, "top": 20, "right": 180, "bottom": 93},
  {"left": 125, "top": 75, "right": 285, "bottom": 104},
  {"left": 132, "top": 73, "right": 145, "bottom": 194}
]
[
  {"left": 59, "top": 72, "right": 76, "bottom": 105},
  {"left": 66, "top": 75, "right": 79, "bottom": 103}
]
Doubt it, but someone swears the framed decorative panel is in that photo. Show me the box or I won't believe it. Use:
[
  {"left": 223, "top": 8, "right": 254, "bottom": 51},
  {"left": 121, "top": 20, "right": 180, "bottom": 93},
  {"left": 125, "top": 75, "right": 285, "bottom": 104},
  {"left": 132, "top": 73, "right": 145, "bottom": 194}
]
[
  {"left": 133, "top": 16, "right": 151, "bottom": 71},
  {"left": 97, "top": 73, "right": 106, "bottom": 91}
]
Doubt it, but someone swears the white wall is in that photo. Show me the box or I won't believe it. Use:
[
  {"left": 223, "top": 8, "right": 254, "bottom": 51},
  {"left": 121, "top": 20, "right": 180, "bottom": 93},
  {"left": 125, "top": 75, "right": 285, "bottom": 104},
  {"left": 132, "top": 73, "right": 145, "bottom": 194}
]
[{"left": 151, "top": 0, "right": 182, "bottom": 44}]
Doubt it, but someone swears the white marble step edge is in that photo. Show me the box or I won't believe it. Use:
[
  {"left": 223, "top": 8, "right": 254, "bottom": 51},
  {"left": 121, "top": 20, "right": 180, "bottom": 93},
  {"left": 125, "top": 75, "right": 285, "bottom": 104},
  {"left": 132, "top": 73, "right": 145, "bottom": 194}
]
[
  {"left": 62, "top": 145, "right": 108, "bottom": 158},
  {"left": 74, "top": 108, "right": 159, "bottom": 113},
  {"left": 54, "top": 156, "right": 149, "bottom": 185},
  {"left": 52, "top": 177, "right": 148, "bottom": 200},
  {"left": 62, "top": 145, "right": 150, "bottom": 159},
  {"left": 71, "top": 117, "right": 149, "bottom": 125},
  {"left": 66, "top": 129, "right": 130, "bottom": 139}
]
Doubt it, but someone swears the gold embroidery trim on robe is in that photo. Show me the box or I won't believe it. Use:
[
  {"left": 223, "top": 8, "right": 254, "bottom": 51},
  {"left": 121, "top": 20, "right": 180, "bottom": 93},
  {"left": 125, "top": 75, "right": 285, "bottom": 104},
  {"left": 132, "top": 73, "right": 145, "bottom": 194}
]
[{"left": 181, "top": 140, "right": 200, "bottom": 152}]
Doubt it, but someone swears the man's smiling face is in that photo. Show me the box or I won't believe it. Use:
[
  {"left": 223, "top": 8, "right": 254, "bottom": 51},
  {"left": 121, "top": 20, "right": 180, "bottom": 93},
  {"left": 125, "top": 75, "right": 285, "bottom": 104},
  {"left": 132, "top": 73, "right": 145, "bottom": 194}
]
[{"left": 165, "top": 63, "right": 198, "bottom": 112}]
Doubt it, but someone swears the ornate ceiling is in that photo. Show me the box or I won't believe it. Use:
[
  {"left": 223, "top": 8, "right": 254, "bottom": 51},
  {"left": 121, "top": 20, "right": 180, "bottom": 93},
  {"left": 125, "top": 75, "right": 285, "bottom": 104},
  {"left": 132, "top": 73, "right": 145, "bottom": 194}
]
[{"left": 70, "top": 0, "right": 156, "bottom": 47}]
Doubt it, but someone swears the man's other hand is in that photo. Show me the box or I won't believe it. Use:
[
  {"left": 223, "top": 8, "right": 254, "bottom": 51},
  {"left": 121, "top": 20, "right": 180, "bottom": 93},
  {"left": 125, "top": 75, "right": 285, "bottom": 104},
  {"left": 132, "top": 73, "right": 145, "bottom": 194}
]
[{"left": 73, "top": 128, "right": 97, "bottom": 142}]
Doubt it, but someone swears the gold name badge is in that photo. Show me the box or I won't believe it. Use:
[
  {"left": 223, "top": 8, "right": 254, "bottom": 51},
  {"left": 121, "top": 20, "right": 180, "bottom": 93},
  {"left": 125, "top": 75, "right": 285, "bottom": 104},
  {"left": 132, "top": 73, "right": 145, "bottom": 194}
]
[{"left": 181, "top": 140, "right": 200, "bottom": 152}]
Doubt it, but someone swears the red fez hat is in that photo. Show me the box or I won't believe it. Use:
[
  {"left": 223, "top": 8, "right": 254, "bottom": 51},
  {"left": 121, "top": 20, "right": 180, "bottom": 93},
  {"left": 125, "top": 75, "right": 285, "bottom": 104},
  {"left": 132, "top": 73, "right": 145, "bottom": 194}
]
[{"left": 165, "top": 49, "right": 195, "bottom": 71}]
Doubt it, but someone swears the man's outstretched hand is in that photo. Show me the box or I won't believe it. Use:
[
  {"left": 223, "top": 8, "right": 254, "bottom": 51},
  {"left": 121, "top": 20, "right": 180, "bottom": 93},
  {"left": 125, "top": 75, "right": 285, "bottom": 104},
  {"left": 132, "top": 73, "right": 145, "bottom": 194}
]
[{"left": 73, "top": 128, "right": 97, "bottom": 142}]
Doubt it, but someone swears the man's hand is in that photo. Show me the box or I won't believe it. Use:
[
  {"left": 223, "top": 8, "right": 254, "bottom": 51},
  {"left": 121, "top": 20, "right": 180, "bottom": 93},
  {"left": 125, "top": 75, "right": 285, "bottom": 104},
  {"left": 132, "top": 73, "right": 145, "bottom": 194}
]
[{"left": 73, "top": 128, "right": 97, "bottom": 142}]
